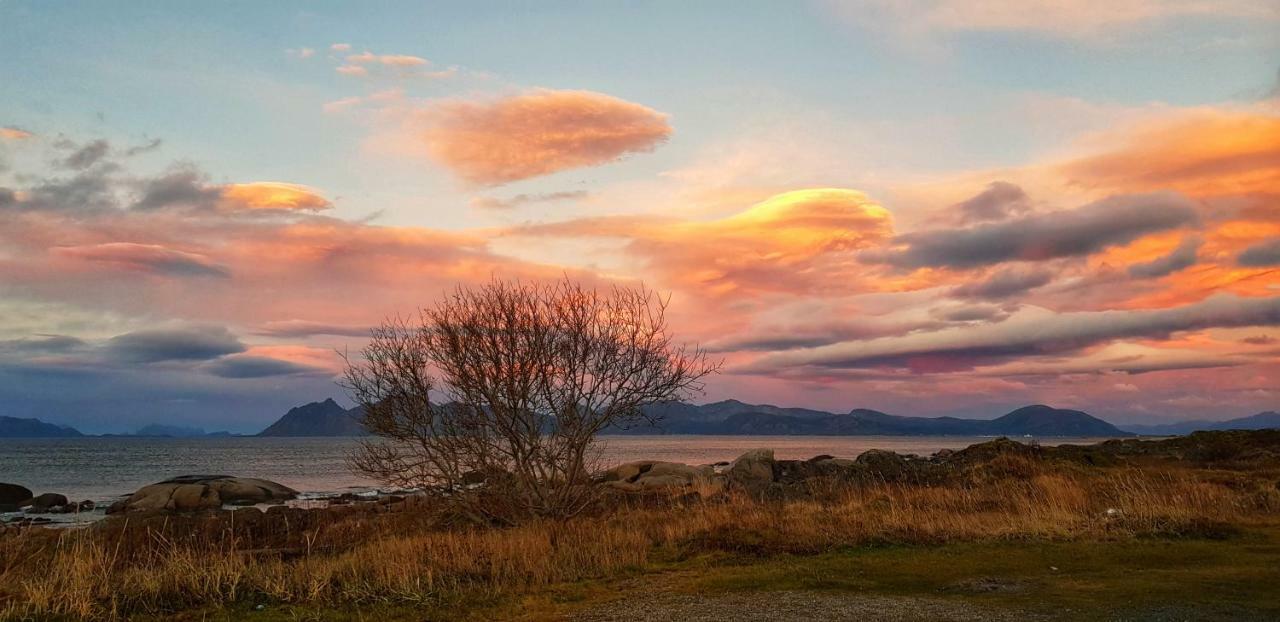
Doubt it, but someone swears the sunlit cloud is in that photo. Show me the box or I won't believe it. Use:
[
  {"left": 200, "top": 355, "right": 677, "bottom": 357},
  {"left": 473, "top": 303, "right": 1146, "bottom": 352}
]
[
  {"left": 51, "top": 243, "right": 230, "bottom": 278},
  {"left": 419, "top": 89, "right": 672, "bottom": 185},
  {"left": 824, "top": 0, "right": 1277, "bottom": 40},
  {"left": 222, "top": 182, "right": 332, "bottom": 212},
  {"left": 507, "top": 188, "right": 896, "bottom": 296},
  {"left": 0, "top": 127, "right": 34, "bottom": 141},
  {"left": 346, "top": 51, "right": 428, "bottom": 66}
]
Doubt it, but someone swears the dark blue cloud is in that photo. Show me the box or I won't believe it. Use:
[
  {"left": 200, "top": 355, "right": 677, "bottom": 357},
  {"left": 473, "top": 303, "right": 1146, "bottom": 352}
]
[
  {"left": 1238, "top": 238, "right": 1280, "bottom": 267},
  {"left": 104, "top": 326, "right": 245, "bottom": 363},
  {"left": 863, "top": 193, "right": 1199, "bottom": 269},
  {"left": 1129, "top": 236, "right": 1201, "bottom": 278},
  {"left": 204, "top": 355, "right": 325, "bottom": 379}
]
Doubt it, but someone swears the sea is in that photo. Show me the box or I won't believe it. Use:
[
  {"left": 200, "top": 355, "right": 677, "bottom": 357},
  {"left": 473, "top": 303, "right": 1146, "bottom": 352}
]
[{"left": 1, "top": 434, "right": 1118, "bottom": 514}]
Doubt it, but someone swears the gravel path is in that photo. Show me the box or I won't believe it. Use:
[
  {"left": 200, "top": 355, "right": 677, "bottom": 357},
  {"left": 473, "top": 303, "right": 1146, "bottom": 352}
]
[{"left": 569, "top": 590, "right": 1044, "bottom": 622}]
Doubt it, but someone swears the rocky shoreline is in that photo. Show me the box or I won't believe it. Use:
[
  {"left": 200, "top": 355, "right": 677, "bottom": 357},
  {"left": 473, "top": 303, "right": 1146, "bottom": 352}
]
[{"left": 4, "top": 430, "right": 1277, "bottom": 534}]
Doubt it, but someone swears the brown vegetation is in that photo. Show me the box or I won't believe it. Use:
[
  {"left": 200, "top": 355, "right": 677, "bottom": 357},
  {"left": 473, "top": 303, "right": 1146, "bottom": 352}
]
[{"left": 2, "top": 433, "right": 1279, "bottom": 620}]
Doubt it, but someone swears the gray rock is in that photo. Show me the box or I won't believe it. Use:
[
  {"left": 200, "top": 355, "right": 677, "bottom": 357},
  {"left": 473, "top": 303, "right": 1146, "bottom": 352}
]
[{"left": 727, "top": 449, "right": 775, "bottom": 494}]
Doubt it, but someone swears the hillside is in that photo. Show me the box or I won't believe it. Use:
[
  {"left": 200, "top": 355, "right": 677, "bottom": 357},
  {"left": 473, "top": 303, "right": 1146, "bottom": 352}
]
[
  {"left": 0, "top": 416, "right": 84, "bottom": 438},
  {"left": 257, "top": 398, "right": 367, "bottom": 437},
  {"left": 1123, "top": 411, "right": 1280, "bottom": 436}
]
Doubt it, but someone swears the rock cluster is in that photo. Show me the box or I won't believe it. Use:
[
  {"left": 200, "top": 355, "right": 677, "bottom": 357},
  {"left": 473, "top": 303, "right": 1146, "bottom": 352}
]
[
  {"left": 594, "top": 446, "right": 963, "bottom": 500},
  {"left": 0, "top": 484, "right": 94, "bottom": 515}
]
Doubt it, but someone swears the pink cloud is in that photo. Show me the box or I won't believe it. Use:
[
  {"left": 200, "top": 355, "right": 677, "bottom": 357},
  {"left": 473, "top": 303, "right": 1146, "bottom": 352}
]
[{"left": 420, "top": 89, "right": 672, "bottom": 185}]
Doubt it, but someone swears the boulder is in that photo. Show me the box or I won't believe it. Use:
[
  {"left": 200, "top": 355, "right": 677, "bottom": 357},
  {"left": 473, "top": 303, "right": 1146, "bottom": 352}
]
[
  {"left": 124, "top": 483, "right": 221, "bottom": 512},
  {"left": 727, "top": 449, "right": 775, "bottom": 493},
  {"left": 599, "top": 461, "right": 711, "bottom": 485},
  {"left": 598, "top": 460, "right": 718, "bottom": 493},
  {"left": 112, "top": 475, "right": 297, "bottom": 514},
  {"left": 23, "top": 493, "right": 68, "bottom": 512},
  {"left": 0, "top": 483, "right": 32, "bottom": 509},
  {"left": 160, "top": 475, "right": 298, "bottom": 504},
  {"left": 774, "top": 456, "right": 857, "bottom": 483}
]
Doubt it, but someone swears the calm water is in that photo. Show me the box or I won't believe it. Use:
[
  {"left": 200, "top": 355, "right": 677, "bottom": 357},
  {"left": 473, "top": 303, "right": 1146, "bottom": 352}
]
[{"left": 1, "top": 435, "right": 1115, "bottom": 505}]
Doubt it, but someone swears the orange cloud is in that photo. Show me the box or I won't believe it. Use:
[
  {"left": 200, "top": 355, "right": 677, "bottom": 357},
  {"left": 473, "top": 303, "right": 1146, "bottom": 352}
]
[
  {"left": 1, "top": 127, "right": 33, "bottom": 140},
  {"left": 421, "top": 89, "right": 672, "bottom": 185},
  {"left": 1058, "top": 109, "right": 1280, "bottom": 198},
  {"left": 510, "top": 188, "right": 898, "bottom": 297},
  {"left": 221, "top": 182, "right": 331, "bottom": 211}
]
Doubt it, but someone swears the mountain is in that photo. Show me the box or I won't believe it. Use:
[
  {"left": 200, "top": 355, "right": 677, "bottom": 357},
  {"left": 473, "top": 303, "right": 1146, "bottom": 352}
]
[
  {"left": 619, "top": 402, "right": 1132, "bottom": 437},
  {"left": 257, "top": 398, "right": 368, "bottom": 437},
  {"left": 0, "top": 416, "right": 84, "bottom": 438},
  {"left": 130, "top": 423, "right": 238, "bottom": 438},
  {"left": 985, "top": 405, "right": 1127, "bottom": 436},
  {"left": 1122, "top": 411, "right": 1280, "bottom": 436}
]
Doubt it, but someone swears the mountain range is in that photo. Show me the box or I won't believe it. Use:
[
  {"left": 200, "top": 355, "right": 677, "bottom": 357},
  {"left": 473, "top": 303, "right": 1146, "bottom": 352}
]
[
  {"left": 1119, "top": 411, "right": 1280, "bottom": 436},
  {"left": 620, "top": 401, "right": 1132, "bottom": 437},
  {"left": 4, "top": 401, "right": 1277, "bottom": 439}
]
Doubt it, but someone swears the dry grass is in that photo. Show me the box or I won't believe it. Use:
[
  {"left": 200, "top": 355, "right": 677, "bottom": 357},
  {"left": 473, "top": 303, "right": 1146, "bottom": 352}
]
[{"left": 2, "top": 458, "right": 1277, "bottom": 620}]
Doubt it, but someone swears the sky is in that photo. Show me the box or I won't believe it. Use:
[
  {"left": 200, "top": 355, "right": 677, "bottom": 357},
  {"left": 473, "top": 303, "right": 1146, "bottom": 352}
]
[{"left": 1, "top": 1, "right": 1278, "bottom": 433}]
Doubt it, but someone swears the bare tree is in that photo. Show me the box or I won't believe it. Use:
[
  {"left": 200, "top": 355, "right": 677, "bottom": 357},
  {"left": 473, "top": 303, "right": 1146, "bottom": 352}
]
[{"left": 342, "top": 278, "right": 719, "bottom": 522}]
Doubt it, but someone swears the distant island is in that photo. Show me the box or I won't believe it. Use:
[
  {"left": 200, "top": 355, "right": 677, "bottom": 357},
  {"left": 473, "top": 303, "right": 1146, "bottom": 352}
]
[
  {"left": 4, "top": 401, "right": 1278, "bottom": 439},
  {"left": 0, "top": 416, "right": 83, "bottom": 438}
]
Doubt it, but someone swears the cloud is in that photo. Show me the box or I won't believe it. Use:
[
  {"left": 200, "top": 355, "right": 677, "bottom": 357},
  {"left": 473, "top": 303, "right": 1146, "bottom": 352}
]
[
  {"left": 286, "top": 47, "right": 315, "bottom": 59},
  {"left": 950, "top": 181, "right": 1031, "bottom": 224},
  {"left": 742, "top": 294, "right": 1280, "bottom": 374},
  {"left": 346, "top": 51, "right": 428, "bottom": 66},
  {"left": 57, "top": 139, "right": 112, "bottom": 170},
  {"left": 127, "top": 168, "right": 332, "bottom": 213},
  {"left": 330, "top": 43, "right": 351, "bottom": 52},
  {"left": 104, "top": 326, "right": 246, "bottom": 363},
  {"left": 1242, "top": 334, "right": 1276, "bottom": 345},
  {"left": 509, "top": 188, "right": 896, "bottom": 296},
  {"left": 123, "top": 138, "right": 163, "bottom": 157},
  {"left": 1, "top": 127, "right": 34, "bottom": 141},
  {"left": 221, "top": 182, "right": 331, "bottom": 211},
  {"left": 131, "top": 167, "right": 221, "bottom": 211},
  {"left": 1128, "top": 235, "right": 1201, "bottom": 278},
  {"left": 863, "top": 192, "right": 1199, "bottom": 269},
  {"left": 52, "top": 243, "right": 230, "bottom": 278},
  {"left": 1058, "top": 109, "right": 1280, "bottom": 197},
  {"left": 951, "top": 266, "right": 1053, "bottom": 300},
  {"left": 420, "top": 89, "right": 672, "bottom": 185},
  {"left": 10, "top": 170, "right": 118, "bottom": 212},
  {"left": 203, "top": 354, "right": 325, "bottom": 379},
  {"left": 253, "top": 320, "right": 370, "bottom": 338},
  {"left": 0, "top": 335, "right": 87, "bottom": 354},
  {"left": 705, "top": 317, "right": 938, "bottom": 352},
  {"left": 1238, "top": 238, "right": 1280, "bottom": 267},
  {"left": 336, "top": 65, "right": 368, "bottom": 77},
  {"left": 825, "top": 0, "right": 1277, "bottom": 40},
  {"left": 470, "top": 190, "right": 589, "bottom": 210},
  {"left": 930, "top": 303, "right": 1013, "bottom": 323}
]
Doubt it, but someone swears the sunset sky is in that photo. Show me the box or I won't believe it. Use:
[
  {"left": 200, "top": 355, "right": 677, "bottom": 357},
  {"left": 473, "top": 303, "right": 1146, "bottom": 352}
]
[{"left": 2, "top": 1, "right": 1278, "bottom": 433}]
